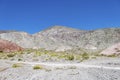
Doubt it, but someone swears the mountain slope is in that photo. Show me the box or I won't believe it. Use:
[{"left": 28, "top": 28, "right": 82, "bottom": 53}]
[
  {"left": 0, "top": 39, "right": 23, "bottom": 52},
  {"left": 100, "top": 42, "right": 120, "bottom": 56},
  {"left": 81, "top": 28, "right": 120, "bottom": 49},
  {"left": 0, "top": 26, "right": 120, "bottom": 52},
  {"left": 33, "top": 26, "right": 87, "bottom": 50},
  {"left": 33, "top": 26, "right": 120, "bottom": 51},
  {"left": 0, "top": 31, "right": 34, "bottom": 48}
]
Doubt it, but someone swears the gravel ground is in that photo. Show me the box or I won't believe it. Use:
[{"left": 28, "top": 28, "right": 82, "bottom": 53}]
[{"left": 0, "top": 57, "right": 120, "bottom": 80}]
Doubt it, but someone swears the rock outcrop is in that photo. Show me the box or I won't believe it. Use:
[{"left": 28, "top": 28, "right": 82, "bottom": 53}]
[
  {"left": 100, "top": 43, "right": 120, "bottom": 56},
  {"left": 0, "top": 39, "right": 23, "bottom": 53}
]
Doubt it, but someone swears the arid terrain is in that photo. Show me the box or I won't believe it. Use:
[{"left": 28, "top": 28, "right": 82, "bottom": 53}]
[
  {"left": 0, "top": 56, "right": 120, "bottom": 80},
  {"left": 0, "top": 26, "right": 120, "bottom": 80}
]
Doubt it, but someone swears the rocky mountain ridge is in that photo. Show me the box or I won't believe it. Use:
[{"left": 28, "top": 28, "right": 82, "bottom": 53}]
[{"left": 0, "top": 26, "right": 120, "bottom": 52}]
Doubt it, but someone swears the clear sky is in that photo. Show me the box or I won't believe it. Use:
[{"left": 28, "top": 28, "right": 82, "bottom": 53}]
[{"left": 0, "top": 0, "right": 120, "bottom": 34}]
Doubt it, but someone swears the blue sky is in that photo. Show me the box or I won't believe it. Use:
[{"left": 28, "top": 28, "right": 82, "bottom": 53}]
[{"left": 0, "top": 0, "right": 120, "bottom": 34}]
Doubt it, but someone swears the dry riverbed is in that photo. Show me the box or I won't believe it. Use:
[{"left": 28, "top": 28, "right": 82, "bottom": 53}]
[{"left": 0, "top": 57, "right": 120, "bottom": 80}]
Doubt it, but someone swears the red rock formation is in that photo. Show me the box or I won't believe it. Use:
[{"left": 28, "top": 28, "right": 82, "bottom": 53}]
[
  {"left": 100, "top": 43, "right": 120, "bottom": 56},
  {"left": 0, "top": 39, "right": 23, "bottom": 53}
]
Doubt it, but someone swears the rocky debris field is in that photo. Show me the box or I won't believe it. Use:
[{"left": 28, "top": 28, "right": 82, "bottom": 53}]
[{"left": 0, "top": 57, "right": 120, "bottom": 80}]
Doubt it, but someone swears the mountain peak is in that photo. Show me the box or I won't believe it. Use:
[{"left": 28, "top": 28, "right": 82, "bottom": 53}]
[
  {"left": 46, "top": 25, "right": 73, "bottom": 30},
  {"left": 41, "top": 25, "right": 85, "bottom": 33},
  {"left": 49, "top": 25, "right": 66, "bottom": 28}
]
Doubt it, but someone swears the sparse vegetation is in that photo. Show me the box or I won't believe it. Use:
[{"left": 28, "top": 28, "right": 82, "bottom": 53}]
[
  {"left": 68, "top": 66, "right": 77, "bottom": 69},
  {"left": 50, "top": 52, "right": 58, "bottom": 57},
  {"left": 7, "top": 53, "right": 15, "bottom": 57},
  {"left": 91, "top": 56, "right": 97, "bottom": 59},
  {"left": 66, "top": 54, "right": 74, "bottom": 60},
  {"left": 35, "top": 51, "right": 42, "bottom": 56},
  {"left": 107, "top": 54, "right": 117, "bottom": 57},
  {"left": 33, "top": 65, "right": 43, "bottom": 70},
  {"left": 12, "top": 63, "right": 22, "bottom": 68},
  {"left": 99, "top": 53, "right": 119, "bottom": 57},
  {"left": 0, "top": 48, "right": 118, "bottom": 63},
  {"left": 81, "top": 52, "right": 89, "bottom": 60},
  {"left": 45, "top": 69, "right": 52, "bottom": 72},
  {"left": 18, "top": 58, "right": 22, "bottom": 61}
]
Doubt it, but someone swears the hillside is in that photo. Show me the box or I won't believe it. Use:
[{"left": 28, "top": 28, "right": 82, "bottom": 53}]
[
  {"left": 0, "top": 39, "right": 23, "bottom": 52},
  {"left": 0, "top": 26, "right": 120, "bottom": 52}
]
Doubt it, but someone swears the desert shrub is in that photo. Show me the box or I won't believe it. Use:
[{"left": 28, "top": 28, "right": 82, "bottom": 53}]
[
  {"left": 68, "top": 66, "right": 77, "bottom": 69},
  {"left": 35, "top": 51, "right": 42, "bottom": 56},
  {"left": 76, "top": 55, "right": 82, "bottom": 60},
  {"left": 45, "top": 57, "right": 51, "bottom": 61},
  {"left": 45, "top": 69, "right": 52, "bottom": 72},
  {"left": 50, "top": 53, "right": 58, "bottom": 57},
  {"left": 107, "top": 53, "right": 116, "bottom": 57},
  {"left": 81, "top": 52, "right": 89, "bottom": 60},
  {"left": 18, "top": 58, "right": 22, "bottom": 61},
  {"left": 33, "top": 65, "right": 43, "bottom": 70},
  {"left": 0, "top": 53, "right": 9, "bottom": 59},
  {"left": 91, "top": 56, "right": 96, "bottom": 59},
  {"left": 100, "top": 53, "right": 117, "bottom": 57},
  {"left": 7, "top": 53, "right": 15, "bottom": 57},
  {"left": 0, "top": 51, "right": 3, "bottom": 53},
  {"left": 12, "top": 63, "right": 22, "bottom": 68},
  {"left": 67, "top": 54, "right": 74, "bottom": 60},
  {"left": 58, "top": 53, "right": 67, "bottom": 59}
]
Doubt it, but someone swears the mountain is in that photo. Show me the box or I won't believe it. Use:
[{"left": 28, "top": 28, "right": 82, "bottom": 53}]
[
  {"left": 33, "top": 26, "right": 87, "bottom": 51},
  {"left": 0, "top": 30, "right": 17, "bottom": 34},
  {"left": 0, "top": 31, "right": 34, "bottom": 48},
  {"left": 0, "top": 26, "right": 120, "bottom": 52},
  {"left": 33, "top": 26, "right": 120, "bottom": 51}
]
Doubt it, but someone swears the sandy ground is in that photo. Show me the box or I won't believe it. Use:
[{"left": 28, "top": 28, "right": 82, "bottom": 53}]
[{"left": 0, "top": 57, "right": 120, "bottom": 80}]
